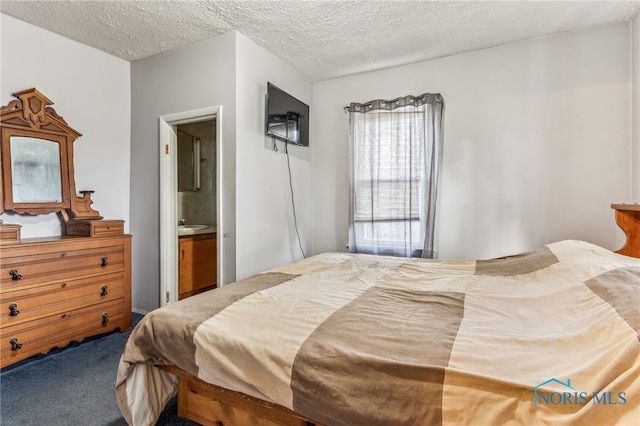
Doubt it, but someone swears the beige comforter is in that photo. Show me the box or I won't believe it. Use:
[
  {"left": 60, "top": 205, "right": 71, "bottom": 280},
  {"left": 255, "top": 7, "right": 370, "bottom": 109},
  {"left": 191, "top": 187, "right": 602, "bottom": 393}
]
[{"left": 116, "top": 240, "right": 640, "bottom": 425}]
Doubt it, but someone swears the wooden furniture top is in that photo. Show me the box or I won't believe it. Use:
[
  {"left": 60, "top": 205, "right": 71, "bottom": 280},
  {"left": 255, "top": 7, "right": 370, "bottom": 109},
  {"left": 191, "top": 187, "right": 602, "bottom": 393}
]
[
  {"left": 4, "top": 233, "right": 128, "bottom": 245},
  {"left": 611, "top": 203, "right": 640, "bottom": 212}
]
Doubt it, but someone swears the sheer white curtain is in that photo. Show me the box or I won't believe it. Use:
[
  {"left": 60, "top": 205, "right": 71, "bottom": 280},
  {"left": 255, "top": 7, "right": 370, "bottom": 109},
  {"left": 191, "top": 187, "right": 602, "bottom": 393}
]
[{"left": 347, "top": 93, "right": 444, "bottom": 258}]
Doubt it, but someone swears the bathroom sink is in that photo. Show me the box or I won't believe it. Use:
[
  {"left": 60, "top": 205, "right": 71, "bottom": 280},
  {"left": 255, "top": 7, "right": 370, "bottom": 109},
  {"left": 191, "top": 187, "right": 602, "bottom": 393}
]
[
  {"left": 178, "top": 224, "right": 209, "bottom": 231},
  {"left": 177, "top": 224, "right": 216, "bottom": 235}
]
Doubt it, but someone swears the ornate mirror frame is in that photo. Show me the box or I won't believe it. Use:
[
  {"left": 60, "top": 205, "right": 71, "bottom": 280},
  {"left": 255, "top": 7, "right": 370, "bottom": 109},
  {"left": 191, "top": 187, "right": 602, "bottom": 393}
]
[{"left": 0, "top": 88, "right": 101, "bottom": 219}]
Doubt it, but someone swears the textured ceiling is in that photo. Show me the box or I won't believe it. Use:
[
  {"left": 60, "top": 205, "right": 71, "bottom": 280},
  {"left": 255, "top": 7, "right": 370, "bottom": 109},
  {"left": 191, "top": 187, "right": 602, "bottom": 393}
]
[{"left": 1, "top": 1, "right": 639, "bottom": 82}]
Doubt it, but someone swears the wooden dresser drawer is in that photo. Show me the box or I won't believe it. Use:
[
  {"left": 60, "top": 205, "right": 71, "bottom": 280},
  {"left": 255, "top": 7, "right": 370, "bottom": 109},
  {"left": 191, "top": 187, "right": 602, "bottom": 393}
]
[
  {"left": 1, "top": 245, "right": 124, "bottom": 291},
  {"left": 0, "top": 273, "right": 124, "bottom": 327},
  {"left": 0, "top": 223, "right": 21, "bottom": 245},
  {"left": 66, "top": 219, "right": 125, "bottom": 237},
  {"left": 1, "top": 299, "right": 126, "bottom": 368}
]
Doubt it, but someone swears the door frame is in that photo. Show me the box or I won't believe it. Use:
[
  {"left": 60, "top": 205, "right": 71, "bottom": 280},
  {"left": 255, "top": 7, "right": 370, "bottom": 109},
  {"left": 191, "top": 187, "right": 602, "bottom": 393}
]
[{"left": 159, "top": 106, "right": 223, "bottom": 306}]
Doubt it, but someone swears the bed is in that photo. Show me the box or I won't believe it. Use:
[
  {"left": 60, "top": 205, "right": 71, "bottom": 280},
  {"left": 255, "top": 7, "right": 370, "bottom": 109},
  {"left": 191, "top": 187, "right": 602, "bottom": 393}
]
[{"left": 116, "top": 240, "right": 639, "bottom": 426}]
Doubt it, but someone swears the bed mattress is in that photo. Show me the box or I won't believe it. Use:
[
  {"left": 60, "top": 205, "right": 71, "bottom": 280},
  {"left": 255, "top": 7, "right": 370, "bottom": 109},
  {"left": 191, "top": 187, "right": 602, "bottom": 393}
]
[{"left": 116, "top": 240, "right": 640, "bottom": 425}]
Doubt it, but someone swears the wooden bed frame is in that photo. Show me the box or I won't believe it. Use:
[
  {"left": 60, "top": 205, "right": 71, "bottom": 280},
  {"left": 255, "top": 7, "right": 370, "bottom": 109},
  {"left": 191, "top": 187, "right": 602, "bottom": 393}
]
[
  {"left": 159, "top": 365, "right": 324, "bottom": 426},
  {"left": 611, "top": 203, "right": 640, "bottom": 258}
]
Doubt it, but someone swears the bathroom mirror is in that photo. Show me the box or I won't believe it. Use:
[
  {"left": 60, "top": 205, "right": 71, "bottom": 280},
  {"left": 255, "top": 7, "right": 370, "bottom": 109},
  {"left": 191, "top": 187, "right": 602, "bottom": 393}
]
[
  {"left": 177, "top": 131, "right": 201, "bottom": 192},
  {"left": 0, "top": 88, "right": 101, "bottom": 218}
]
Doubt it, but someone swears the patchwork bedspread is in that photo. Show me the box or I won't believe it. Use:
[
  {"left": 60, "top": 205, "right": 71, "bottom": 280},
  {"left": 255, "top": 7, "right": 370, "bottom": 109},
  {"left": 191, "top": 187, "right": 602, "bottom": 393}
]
[{"left": 116, "top": 240, "right": 640, "bottom": 425}]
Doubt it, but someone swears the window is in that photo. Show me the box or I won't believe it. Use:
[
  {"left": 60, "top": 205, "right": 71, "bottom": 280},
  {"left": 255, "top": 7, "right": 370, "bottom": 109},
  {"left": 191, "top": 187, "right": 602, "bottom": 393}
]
[{"left": 347, "top": 94, "right": 444, "bottom": 258}]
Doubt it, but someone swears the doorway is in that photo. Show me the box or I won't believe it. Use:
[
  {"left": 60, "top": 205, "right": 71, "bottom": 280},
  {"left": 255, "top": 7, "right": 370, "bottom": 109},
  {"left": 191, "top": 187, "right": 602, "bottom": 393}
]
[{"left": 159, "top": 106, "right": 224, "bottom": 306}]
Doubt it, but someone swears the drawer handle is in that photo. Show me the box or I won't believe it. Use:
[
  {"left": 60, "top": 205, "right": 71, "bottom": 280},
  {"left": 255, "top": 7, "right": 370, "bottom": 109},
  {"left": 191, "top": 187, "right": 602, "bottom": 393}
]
[
  {"left": 10, "top": 338, "right": 23, "bottom": 351},
  {"left": 102, "top": 313, "right": 109, "bottom": 324},
  {"left": 101, "top": 257, "right": 109, "bottom": 267},
  {"left": 9, "top": 270, "right": 22, "bottom": 281},
  {"left": 8, "top": 303, "right": 20, "bottom": 317},
  {"left": 101, "top": 285, "right": 108, "bottom": 296}
]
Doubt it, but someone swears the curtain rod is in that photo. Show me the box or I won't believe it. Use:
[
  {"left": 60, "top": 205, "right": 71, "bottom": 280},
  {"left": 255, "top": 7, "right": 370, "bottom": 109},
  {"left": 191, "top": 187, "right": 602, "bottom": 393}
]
[{"left": 344, "top": 93, "right": 442, "bottom": 112}]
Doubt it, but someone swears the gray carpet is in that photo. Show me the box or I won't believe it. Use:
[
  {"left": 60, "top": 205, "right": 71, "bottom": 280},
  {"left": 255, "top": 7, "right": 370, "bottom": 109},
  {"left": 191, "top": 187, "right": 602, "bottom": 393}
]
[{"left": 0, "top": 314, "right": 198, "bottom": 426}]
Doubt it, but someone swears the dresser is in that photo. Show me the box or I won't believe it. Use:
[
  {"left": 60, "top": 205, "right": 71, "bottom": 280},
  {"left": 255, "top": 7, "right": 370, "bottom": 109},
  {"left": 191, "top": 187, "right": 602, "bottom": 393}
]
[
  {"left": 0, "top": 88, "right": 133, "bottom": 368},
  {"left": 0, "top": 234, "right": 131, "bottom": 368}
]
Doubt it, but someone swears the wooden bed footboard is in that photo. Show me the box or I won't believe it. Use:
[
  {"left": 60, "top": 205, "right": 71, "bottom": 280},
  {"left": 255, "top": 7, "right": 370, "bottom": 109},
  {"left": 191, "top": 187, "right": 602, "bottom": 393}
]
[{"left": 158, "top": 365, "right": 324, "bottom": 426}]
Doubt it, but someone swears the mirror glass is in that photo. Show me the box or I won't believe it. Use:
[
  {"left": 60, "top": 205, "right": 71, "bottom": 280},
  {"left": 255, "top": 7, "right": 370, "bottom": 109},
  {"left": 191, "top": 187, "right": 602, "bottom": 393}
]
[
  {"left": 10, "top": 136, "right": 63, "bottom": 203},
  {"left": 177, "top": 131, "right": 201, "bottom": 192}
]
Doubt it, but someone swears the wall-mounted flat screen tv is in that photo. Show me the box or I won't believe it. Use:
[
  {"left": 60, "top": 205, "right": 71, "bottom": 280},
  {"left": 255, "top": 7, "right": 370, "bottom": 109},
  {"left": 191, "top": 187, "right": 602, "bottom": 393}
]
[{"left": 265, "top": 82, "right": 309, "bottom": 147}]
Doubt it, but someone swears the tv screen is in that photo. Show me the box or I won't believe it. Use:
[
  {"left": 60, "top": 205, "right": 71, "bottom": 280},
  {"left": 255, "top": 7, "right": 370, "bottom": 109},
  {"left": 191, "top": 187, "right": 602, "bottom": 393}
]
[{"left": 265, "top": 83, "right": 309, "bottom": 147}]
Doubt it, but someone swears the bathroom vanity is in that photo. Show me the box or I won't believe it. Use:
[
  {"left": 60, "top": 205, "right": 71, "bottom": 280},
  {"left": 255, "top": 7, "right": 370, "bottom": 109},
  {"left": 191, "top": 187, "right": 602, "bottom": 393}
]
[{"left": 178, "top": 230, "right": 217, "bottom": 300}]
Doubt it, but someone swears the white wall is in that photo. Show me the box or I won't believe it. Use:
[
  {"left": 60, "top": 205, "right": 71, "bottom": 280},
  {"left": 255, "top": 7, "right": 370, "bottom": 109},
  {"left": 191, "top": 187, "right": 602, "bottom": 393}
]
[
  {"left": 130, "top": 31, "right": 313, "bottom": 310},
  {"left": 0, "top": 14, "right": 130, "bottom": 238},
  {"left": 312, "top": 22, "right": 633, "bottom": 259},
  {"left": 633, "top": 13, "right": 640, "bottom": 203},
  {"left": 235, "top": 33, "right": 312, "bottom": 278},
  {"left": 130, "top": 32, "right": 237, "bottom": 311}
]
